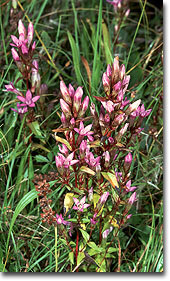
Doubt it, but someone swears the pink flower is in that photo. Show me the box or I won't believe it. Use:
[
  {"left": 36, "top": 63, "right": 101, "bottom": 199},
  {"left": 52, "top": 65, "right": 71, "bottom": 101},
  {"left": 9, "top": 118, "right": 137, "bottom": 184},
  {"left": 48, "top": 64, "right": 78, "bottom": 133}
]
[
  {"left": 58, "top": 144, "right": 68, "bottom": 155},
  {"left": 5, "top": 82, "right": 21, "bottom": 95},
  {"left": 101, "top": 101, "right": 114, "bottom": 113},
  {"left": 99, "top": 192, "right": 109, "bottom": 205},
  {"left": 17, "top": 89, "right": 40, "bottom": 107},
  {"left": 74, "top": 121, "right": 94, "bottom": 141},
  {"left": 125, "top": 152, "right": 132, "bottom": 163},
  {"left": 60, "top": 80, "right": 72, "bottom": 106},
  {"left": 11, "top": 103, "right": 28, "bottom": 114},
  {"left": 140, "top": 104, "right": 152, "bottom": 118},
  {"left": 78, "top": 96, "right": 89, "bottom": 118},
  {"left": 73, "top": 196, "right": 90, "bottom": 212},
  {"left": 125, "top": 180, "right": 137, "bottom": 192},
  {"left": 55, "top": 152, "right": 79, "bottom": 169},
  {"left": 11, "top": 48, "right": 20, "bottom": 61},
  {"left": 128, "top": 192, "right": 137, "bottom": 205},
  {"left": 56, "top": 214, "right": 68, "bottom": 225},
  {"left": 73, "top": 87, "right": 83, "bottom": 116},
  {"left": 102, "top": 227, "right": 113, "bottom": 239}
]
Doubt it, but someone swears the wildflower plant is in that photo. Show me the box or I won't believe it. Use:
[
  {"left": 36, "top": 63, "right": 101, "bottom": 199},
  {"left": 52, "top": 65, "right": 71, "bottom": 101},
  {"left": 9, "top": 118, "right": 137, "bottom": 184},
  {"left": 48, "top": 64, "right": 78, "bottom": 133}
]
[{"left": 34, "top": 57, "right": 151, "bottom": 271}]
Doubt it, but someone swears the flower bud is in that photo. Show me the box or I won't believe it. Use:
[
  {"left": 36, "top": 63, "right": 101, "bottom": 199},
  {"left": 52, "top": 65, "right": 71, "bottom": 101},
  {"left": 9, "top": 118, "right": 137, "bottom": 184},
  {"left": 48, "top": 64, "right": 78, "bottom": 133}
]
[
  {"left": 73, "top": 87, "right": 83, "bottom": 117},
  {"left": 125, "top": 9, "right": 130, "bottom": 18},
  {"left": 102, "top": 227, "right": 113, "bottom": 239},
  {"left": 128, "top": 192, "right": 137, "bottom": 205},
  {"left": 125, "top": 152, "right": 132, "bottom": 163},
  {"left": 18, "top": 20, "right": 26, "bottom": 37},
  {"left": 68, "top": 84, "right": 75, "bottom": 98},
  {"left": 78, "top": 96, "right": 89, "bottom": 118},
  {"left": 59, "top": 144, "right": 68, "bottom": 155},
  {"left": 119, "top": 64, "right": 125, "bottom": 80},
  {"left": 102, "top": 72, "right": 110, "bottom": 94},
  {"left": 106, "top": 64, "right": 112, "bottom": 77},
  {"left": 126, "top": 99, "right": 141, "bottom": 114},
  {"left": 112, "top": 56, "right": 119, "bottom": 82},
  {"left": 114, "top": 113, "right": 125, "bottom": 125},
  {"left": 60, "top": 99, "right": 72, "bottom": 119},
  {"left": 11, "top": 48, "right": 20, "bottom": 61},
  {"left": 12, "top": 0, "right": 17, "bottom": 9},
  {"left": 60, "top": 81, "right": 72, "bottom": 106},
  {"left": 116, "top": 123, "right": 129, "bottom": 141},
  {"left": 99, "top": 192, "right": 109, "bottom": 205},
  {"left": 88, "top": 186, "right": 93, "bottom": 202},
  {"left": 27, "top": 22, "right": 34, "bottom": 47}
]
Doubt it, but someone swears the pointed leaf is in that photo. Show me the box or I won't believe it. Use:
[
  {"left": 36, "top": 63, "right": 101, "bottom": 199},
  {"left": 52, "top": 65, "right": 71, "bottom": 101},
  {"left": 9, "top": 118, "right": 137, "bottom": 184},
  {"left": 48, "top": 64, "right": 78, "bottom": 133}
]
[
  {"left": 101, "top": 171, "right": 119, "bottom": 189},
  {"left": 80, "top": 166, "right": 95, "bottom": 176}
]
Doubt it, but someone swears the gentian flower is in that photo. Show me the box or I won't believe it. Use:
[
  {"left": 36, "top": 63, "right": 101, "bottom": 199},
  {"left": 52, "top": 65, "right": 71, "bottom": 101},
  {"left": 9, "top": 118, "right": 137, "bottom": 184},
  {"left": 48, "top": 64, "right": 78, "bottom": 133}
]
[
  {"left": 17, "top": 89, "right": 40, "bottom": 107},
  {"left": 74, "top": 121, "right": 94, "bottom": 141},
  {"left": 55, "top": 152, "right": 79, "bottom": 169},
  {"left": 56, "top": 214, "right": 68, "bottom": 225},
  {"left": 73, "top": 196, "right": 90, "bottom": 212},
  {"left": 11, "top": 103, "right": 28, "bottom": 114}
]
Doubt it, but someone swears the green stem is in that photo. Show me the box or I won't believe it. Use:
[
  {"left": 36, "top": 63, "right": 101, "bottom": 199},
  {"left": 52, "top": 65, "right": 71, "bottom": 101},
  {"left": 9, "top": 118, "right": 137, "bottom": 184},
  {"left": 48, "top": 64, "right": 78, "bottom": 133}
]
[{"left": 55, "top": 226, "right": 58, "bottom": 272}]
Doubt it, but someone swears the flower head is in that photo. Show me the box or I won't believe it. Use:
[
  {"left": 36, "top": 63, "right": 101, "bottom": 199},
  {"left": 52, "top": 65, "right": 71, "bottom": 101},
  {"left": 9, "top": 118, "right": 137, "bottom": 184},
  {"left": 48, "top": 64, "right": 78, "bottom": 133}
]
[
  {"left": 17, "top": 89, "right": 40, "bottom": 107},
  {"left": 74, "top": 121, "right": 94, "bottom": 141},
  {"left": 73, "top": 196, "right": 90, "bottom": 212},
  {"left": 55, "top": 152, "right": 79, "bottom": 169},
  {"left": 56, "top": 214, "right": 68, "bottom": 225},
  {"left": 11, "top": 103, "right": 28, "bottom": 114}
]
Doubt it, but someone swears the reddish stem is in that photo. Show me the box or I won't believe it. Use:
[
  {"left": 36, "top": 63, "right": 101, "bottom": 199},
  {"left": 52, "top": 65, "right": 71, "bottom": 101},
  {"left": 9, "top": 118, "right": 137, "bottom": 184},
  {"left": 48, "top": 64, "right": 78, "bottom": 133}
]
[{"left": 75, "top": 229, "right": 79, "bottom": 271}]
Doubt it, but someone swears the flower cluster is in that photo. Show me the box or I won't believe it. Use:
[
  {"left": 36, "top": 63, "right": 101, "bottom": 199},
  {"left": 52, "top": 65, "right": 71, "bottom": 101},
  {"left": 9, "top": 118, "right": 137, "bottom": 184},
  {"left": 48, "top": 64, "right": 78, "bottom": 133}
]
[
  {"left": 52, "top": 56, "right": 152, "bottom": 244},
  {"left": 5, "top": 20, "right": 41, "bottom": 115}
]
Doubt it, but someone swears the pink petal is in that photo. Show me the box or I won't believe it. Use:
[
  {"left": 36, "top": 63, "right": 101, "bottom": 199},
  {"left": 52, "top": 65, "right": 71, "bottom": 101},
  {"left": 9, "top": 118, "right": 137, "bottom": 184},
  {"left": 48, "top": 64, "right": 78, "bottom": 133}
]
[
  {"left": 84, "top": 204, "right": 90, "bottom": 209},
  {"left": 26, "top": 90, "right": 32, "bottom": 101},
  {"left": 29, "top": 102, "right": 35, "bottom": 107},
  {"left": 74, "top": 128, "right": 80, "bottom": 134},
  {"left": 11, "top": 35, "right": 20, "bottom": 46},
  {"left": 70, "top": 160, "right": 79, "bottom": 166},
  {"left": 32, "top": 96, "right": 40, "bottom": 102},
  {"left": 73, "top": 206, "right": 79, "bottom": 210},
  {"left": 66, "top": 152, "right": 74, "bottom": 162},
  {"left": 80, "top": 196, "right": 86, "bottom": 205},
  {"left": 79, "top": 121, "right": 84, "bottom": 130},
  {"left": 73, "top": 198, "right": 79, "bottom": 205},
  {"left": 17, "top": 96, "right": 26, "bottom": 103}
]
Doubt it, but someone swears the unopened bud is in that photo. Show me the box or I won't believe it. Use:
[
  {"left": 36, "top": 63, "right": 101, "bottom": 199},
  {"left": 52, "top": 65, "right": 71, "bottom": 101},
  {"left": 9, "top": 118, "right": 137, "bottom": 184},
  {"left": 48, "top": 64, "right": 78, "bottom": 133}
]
[
  {"left": 126, "top": 99, "right": 141, "bottom": 114},
  {"left": 60, "top": 99, "right": 72, "bottom": 119},
  {"left": 119, "top": 64, "right": 125, "bottom": 80},
  {"left": 73, "top": 87, "right": 83, "bottom": 117},
  {"left": 128, "top": 192, "right": 137, "bottom": 205},
  {"left": 11, "top": 48, "right": 20, "bottom": 61},
  {"left": 18, "top": 20, "right": 26, "bottom": 38},
  {"left": 27, "top": 22, "right": 34, "bottom": 47},
  {"left": 125, "top": 9, "right": 130, "bottom": 17},
  {"left": 102, "top": 72, "right": 110, "bottom": 94},
  {"left": 125, "top": 152, "right": 132, "bottom": 163},
  {"left": 78, "top": 96, "right": 89, "bottom": 118},
  {"left": 60, "top": 81, "right": 72, "bottom": 106},
  {"left": 12, "top": 0, "right": 17, "bottom": 9}
]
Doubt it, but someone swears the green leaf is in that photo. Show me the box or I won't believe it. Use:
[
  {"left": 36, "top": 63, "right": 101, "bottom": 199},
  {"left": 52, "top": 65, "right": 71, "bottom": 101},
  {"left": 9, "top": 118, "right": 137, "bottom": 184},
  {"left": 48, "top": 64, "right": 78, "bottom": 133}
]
[
  {"left": 80, "top": 166, "right": 95, "bottom": 176},
  {"left": 27, "top": 121, "right": 45, "bottom": 144},
  {"left": 77, "top": 252, "right": 85, "bottom": 266},
  {"left": 35, "top": 155, "right": 49, "bottom": 163},
  {"left": 88, "top": 242, "right": 103, "bottom": 253},
  {"left": 101, "top": 171, "right": 119, "bottom": 189},
  {"left": 67, "top": 30, "right": 81, "bottom": 85},
  {"left": 54, "top": 135, "right": 72, "bottom": 151},
  {"left": 6, "top": 190, "right": 38, "bottom": 252},
  {"left": 69, "top": 252, "right": 74, "bottom": 265},
  {"left": 102, "top": 21, "right": 112, "bottom": 65},
  {"left": 79, "top": 229, "right": 90, "bottom": 242}
]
